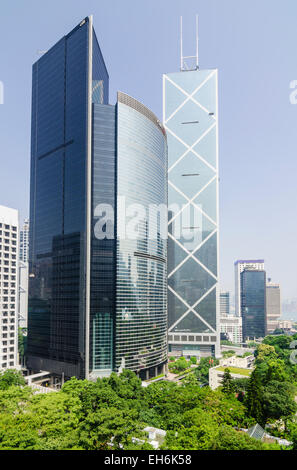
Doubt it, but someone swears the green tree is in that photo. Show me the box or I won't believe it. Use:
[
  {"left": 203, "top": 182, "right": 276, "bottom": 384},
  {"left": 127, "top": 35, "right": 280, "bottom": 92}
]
[
  {"left": 261, "top": 380, "right": 297, "bottom": 424},
  {"left": 0, "top": 369, "right": 25, "bottom": 390},
  {"left": 173, "top": 357, "right": 189, "bottom": 372},
  {"left": 77, "top": 407, "right": 141, "bottom": 450},
  {"left": 194, "top": 357, "right": 219, "bottom": 384},
  {"left": 246, "top": 369, "right": 264, "bottom": 425},
  {"left": 255, "top": 344, "right": 277, "bottom": 364},
  {"left": 221, "top": 369, "right": 234, "bottom": 395},
  {"left": 213, "top": 426, "right": 280, "bottom": 450}
]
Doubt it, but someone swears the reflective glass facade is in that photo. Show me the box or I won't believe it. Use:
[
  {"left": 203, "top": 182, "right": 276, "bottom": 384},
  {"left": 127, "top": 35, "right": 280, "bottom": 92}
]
[
  {"left": 241, "top": 270, "right": 266, "bottom": 341},
  {"left": 27, "top": 17, "right": 109, "bottom": 379},
  {"left": 116, "top": 93, "right": 168, "bottom": 377},
  {"left": 27, "top": 18, "right": 167, "bottom": 380},
  {"left": 90, "top": 103, "right": 116, "bottom": 376},
  {"left": 164, "top": 69, "right": 220, "bottom": 357}
]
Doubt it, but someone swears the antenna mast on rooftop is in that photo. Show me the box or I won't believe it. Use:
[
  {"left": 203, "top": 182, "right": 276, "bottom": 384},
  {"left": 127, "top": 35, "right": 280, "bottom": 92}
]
[{"left": 180, "top": 14, "right": 199, "bottom": 71}]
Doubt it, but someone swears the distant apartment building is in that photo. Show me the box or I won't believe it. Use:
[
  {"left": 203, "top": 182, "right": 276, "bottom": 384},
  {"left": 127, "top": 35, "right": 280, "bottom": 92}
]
[
  {"left": 19, "top": 219, "right": 29, "bottom": 329},
  {"left": 278, "top": 319, "right": 294, "bottom": 331},
  {"left": 234, "top": 260, "right": 264, "bottom": 317},
  {"left": 282, "top": 299, "right": 297, "bottom": 315},
  {"left": 20, "top": 218, "right": 29, "bottom": 263},
  {"left": 0, "top": 205, "right": 19, "bottom": 369},
  {"left": 241, "top": 269, "right": 266, "bottom": 341},
  {"left": 220, "top": 291, "right": 230, "bottom": 317},
  {"left": 266, "top": 280, "right": 281, "bottom": 335},
  {"left": 18, "top": 261, "right": 28, "bottom": 329},
  {"left": 220, "top": 315, "right": 243, "bottom": 344}
]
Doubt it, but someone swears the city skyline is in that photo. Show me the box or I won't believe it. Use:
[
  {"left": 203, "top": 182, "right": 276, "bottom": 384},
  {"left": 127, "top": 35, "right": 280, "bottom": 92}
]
[{"left": 0, "top": 1, "right": 297, "bottom": 301}]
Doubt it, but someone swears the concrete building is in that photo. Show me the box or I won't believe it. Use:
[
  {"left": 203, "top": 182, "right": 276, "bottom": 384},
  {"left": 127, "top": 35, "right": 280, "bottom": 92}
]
[
  {"left": 20, "top": 219, "right": 29, "bottom": 263},
  {"left": 219, "top": 353, "right": 255, "bottom": 369},
  {"left": 278, "top": 319, "right": 293, "bottom": 331},
  {"left": 234, "top": 260, "right": 264, "bottom": 317},
  {"left": 18, "top": 261, "right": 28, "bottom": 329},
  {"left": 220, "top": 315, "right": 243, "bottom": 344},
  {"left": 266, "top": 280, "right": 281, "bottom": 334},
  {"left": 0, "top": 205, "right": 19, "bottom": 369},
  {"left": 209, "top": 355, "right": 254, "bottom": 390},
  {"left": 220, "top": 291, "right": 230, "bottom": 317}
]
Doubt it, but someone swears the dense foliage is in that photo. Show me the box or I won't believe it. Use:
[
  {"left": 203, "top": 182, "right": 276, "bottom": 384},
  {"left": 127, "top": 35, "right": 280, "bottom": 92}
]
[{"left": 0, "top": 335, "right": 296, "bottom": 450}]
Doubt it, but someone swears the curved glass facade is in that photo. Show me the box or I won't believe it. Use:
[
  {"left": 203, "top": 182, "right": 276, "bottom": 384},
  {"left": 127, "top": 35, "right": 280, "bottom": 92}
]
[
  {"left": 27, "top": 18, "right": 167, "bottom": 381},
  {"left": 116, "top": 93, "right": 168, "bottom": 377}
]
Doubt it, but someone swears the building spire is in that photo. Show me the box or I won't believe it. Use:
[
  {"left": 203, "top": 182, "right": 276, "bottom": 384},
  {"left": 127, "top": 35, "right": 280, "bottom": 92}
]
[{"left": 180, "top": 14, "right": 199, "bottom": 71}]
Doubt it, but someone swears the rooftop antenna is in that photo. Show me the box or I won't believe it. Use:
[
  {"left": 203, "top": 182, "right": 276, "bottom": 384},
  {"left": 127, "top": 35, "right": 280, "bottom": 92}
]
[{"left": 180, "top": 14, "right": 199, "bottom": 71}]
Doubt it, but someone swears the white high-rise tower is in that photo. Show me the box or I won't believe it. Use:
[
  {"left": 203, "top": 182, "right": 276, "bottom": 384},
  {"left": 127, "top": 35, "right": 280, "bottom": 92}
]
[{"left": 0, "top": 205, "right": 19, "bottom": 369}]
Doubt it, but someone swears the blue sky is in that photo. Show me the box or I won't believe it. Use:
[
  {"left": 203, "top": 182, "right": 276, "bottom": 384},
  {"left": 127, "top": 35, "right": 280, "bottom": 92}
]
[{"left": 0, "top": 0, "right": 297, "bottom": 301}]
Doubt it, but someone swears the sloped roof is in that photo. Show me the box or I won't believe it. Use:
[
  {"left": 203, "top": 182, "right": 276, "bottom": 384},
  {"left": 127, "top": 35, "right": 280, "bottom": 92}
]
[{"left": 247, "top": 424, "right": 265, "bottom": 441}]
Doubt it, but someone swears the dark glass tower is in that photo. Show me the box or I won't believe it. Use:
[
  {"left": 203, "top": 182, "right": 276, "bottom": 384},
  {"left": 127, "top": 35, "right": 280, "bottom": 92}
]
[
  {"left": 27, "top": 17, "right": 167, "bottom": 380},
  {"left": 241, "top": 270, "right": 266, "bottom": 341}
]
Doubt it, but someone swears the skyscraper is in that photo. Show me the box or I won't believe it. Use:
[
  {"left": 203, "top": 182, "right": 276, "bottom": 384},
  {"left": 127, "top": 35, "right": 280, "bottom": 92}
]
[
  {"left": 220, "top": 291, "right": 230, "bottom": 317},
  {"left": 0, "top": 205, "right": 19, "bottom": 369},
  {"left": 234, "top": 260, "right": 265, "bottom": 317},
  {"left": 164, "top": 18, "right": 220, "bottom": 358},
  {"left": 241, "top": 269, "right": 266, "bottom": 341},
  {"left": 266, "top": 280, "right": 281, "bottom": 334},
  {"left": 27, "top": 17, "right": 167, "bottom": 381},
  {"left": 18, "top": 260, "right": 28, "bottom": 329},
  {"left": 20, "top": 219, "right": 29, "bottom": 263},
  {"left": 19, "top": 219, "right": 29, "bottom": 329}
]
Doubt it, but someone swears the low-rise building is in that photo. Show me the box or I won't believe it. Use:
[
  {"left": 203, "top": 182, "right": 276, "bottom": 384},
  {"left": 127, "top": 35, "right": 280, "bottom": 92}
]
[
  {"left": 209, "top": 356, "right": 254, "bottom": 390},
  {"left": 278, "top": 319, "right": 293, "bottom": 331},
  {"left": 132, "top": 427, "right": 167, "bottom": 450},
  {"left": 220, "top": 315, "right": 243, "bottom": 344},
  {"left": 219, "top": 354, "right": 255, "bottom": 369},
  {"left": 209, "top": 366, "right": 252, "bottom": 390}
]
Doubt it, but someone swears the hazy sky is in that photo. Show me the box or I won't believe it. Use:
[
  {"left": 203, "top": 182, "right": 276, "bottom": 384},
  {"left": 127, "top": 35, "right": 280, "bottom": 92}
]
[{"left": 0, "top": 0, "right": 296, "bottom": 300}]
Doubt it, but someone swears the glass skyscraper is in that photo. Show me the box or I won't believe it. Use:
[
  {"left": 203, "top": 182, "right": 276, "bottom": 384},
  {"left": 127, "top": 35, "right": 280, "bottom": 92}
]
[
  {"left": 27, "top": 17, "right": 167, "bottom": 380},
  {"left": 163, "top": 67, "right": 220, "bottom": 358},
  {"left": 241, "top": 270, "right": 266, "bottom": 341}
]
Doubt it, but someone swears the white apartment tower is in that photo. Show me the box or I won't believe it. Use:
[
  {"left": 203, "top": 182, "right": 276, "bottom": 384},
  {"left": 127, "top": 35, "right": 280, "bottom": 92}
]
[
  {"left": 0, "top": 205, "right": 19, "bottom": 369},
  {"left": 234, "top": 260, "right": 265, "bottom": 317},
  {"left": 266, "top": 280, "right": 281, "bottom": 334},
  {"left": 20, "top": 218, "right": 29, "bottom": 263},
  {"left": 19, "top": 219, "right": 29, "bottom": 329}
]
